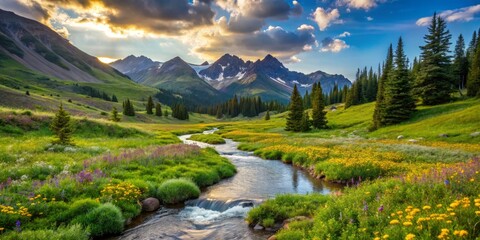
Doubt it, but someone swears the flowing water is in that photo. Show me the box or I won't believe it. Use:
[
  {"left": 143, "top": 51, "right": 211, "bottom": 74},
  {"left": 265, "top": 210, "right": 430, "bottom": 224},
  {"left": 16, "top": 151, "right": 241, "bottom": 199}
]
[{"left": 116, "top": 129, "right": 341, "bottom": 240}]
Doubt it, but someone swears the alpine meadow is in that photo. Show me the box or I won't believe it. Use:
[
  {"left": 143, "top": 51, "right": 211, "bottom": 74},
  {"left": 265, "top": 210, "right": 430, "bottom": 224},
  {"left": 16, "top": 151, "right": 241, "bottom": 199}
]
[{"left": 0, "top": 1, "right": 480, "bottom": 240}]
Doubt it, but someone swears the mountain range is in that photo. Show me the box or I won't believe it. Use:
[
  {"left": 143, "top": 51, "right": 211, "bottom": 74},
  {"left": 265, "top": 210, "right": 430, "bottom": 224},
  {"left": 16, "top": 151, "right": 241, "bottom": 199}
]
[
  {"left": 0, "top": 8, "right": 351, "bottom": 109},
  {"left": 111, "top": 53, "right": 352, "bottom": 103}
]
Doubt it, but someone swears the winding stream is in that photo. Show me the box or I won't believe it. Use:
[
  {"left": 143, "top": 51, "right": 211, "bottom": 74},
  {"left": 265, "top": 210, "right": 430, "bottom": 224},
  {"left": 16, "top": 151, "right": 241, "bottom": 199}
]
[{"left": 116, "top": 129, "right": 341, "bottom": 240}]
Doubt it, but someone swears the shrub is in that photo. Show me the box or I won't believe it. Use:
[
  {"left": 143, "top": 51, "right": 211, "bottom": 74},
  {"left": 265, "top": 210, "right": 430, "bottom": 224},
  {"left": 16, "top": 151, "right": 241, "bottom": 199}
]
[
  {"left": 157, "top": 179, "right": 200, "bottom": 204},
  {"left": 81, "top": 203, "right": 124, "bottom": 237},
  {"left": 59, "top": 198, "right": 100, "bottom": 223}
]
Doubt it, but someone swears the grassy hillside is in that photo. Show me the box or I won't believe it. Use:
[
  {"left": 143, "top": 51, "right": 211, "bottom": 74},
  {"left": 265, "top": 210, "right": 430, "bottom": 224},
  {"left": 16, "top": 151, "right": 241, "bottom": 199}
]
[
  {"left": 0, "top": 51, "right": 159, "bottom": 117},
  {"left": 214, "top": 99, "right": 480, "bottom": 240},
  {"left": 0, "top": 107, "right": 235, "bottom": 238}
]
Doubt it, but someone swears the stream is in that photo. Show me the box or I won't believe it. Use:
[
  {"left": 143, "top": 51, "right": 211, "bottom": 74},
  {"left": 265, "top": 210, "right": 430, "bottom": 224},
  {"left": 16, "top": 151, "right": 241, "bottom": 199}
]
[{"left": 115, "top": 129, "right": 341, "bottom": 240}]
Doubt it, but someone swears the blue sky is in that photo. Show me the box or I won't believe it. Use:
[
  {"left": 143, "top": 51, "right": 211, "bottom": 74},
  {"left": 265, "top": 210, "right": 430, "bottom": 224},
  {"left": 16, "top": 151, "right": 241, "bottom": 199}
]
[{"left": 1, "top": 0, "right": 479, "bottom": 80}]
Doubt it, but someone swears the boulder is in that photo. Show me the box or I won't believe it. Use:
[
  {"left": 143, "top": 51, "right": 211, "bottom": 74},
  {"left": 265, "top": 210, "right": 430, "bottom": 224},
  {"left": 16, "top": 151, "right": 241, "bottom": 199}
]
[
  {"left": 408, "top": 139, "right": 418, "bottom": 143},
  {"left": 438, "top": 133, "right": 448, "bottom": 138},
  {"left": 142, "top": 197, "right": 160, "bottom": 212},
  {"left": 253, "top": 223, "right": 264, "bottom": 231},
  {"left": 240, "top": 201, "right": 254, "bottom": 208},
  {"left": 397, "top": 135, "right": 404, "bottom": 140},
  {"left": 471, "top": 132, "right": 480, "bottom": 137}
]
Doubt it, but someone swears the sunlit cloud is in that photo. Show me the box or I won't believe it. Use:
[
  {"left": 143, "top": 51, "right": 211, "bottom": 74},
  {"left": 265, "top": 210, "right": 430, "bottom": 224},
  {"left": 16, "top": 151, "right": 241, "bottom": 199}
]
[
  {"left": 320, "top": 37, "right": 349, "bottom": 53},
  {"left": 337, "top": 0, "right": 385, "bottom": 10},
  {"left": 312, "top": 7, "right": 342, "bottom": 31},
  {"left": 98, "top": 57, "right": 118, "bottom": 63},
  {"left": 191, "top": 24, "right": 316, "bottom": 62},
  {"left": 416, "top": 4, "right": 480, "bottom": 26}
]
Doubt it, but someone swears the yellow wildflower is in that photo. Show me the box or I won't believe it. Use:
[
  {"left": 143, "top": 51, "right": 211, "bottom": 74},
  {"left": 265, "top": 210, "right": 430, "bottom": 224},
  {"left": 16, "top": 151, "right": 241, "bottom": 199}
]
[
  {"left": 405, "top": 233, "right": 415, "bottom": 240},
  {"left": 389, "top": 220, "right": 400, "bottom": 225},
  {"left": 403, "top": 221, "right": 413, "bottom": 226}
]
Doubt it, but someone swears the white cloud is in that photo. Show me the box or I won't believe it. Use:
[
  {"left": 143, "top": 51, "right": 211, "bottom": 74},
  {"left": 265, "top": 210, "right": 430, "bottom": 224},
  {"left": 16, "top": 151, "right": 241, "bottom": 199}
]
[
  {"left": 416, "top": 4, "right": 480, "bottom": 26},
  {"left": 367, "top": 16, "right": 374, "bottom": 21},
  {"left": 312, "top": 7, "right": 341, "bottom": 31},
  {"left": 338, "top": 0, "right": 382, "bottom": 10},
  {"left": 338, "top": 31, "right": 351, "bottom": 38},
  {"left": 285, "top": 56, "right": 302, "bottom": 63},
  {"left": 297, "top": 24, "right": 315, "bottom": 31},
  {"left": 321, "top": 37, "right": 349, "bottom": 53}
]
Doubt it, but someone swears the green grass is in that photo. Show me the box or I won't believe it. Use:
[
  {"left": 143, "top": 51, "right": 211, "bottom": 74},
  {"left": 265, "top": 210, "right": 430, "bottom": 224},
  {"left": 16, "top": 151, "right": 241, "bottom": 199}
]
[
  {"left": 157, "top": 179, "right": 201, "bottom": 204},
  {"left": 0, "top": 224, "right": 88, "bottom": 240},
  {"left": 233, "top": 99, "right": 480, "bottom": 239},
  {"left": 0, "top": 109, "right": 235, "bottom": 238},
  {"left": 188, "top": 133, "right": 226, "bottom": 144}
]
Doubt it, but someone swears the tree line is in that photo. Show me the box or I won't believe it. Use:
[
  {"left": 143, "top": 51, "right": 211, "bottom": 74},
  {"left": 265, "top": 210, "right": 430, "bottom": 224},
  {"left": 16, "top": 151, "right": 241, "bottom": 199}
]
[
  {"left": 204, "top": 95, "right": 286, "bottom": 119},
  {"left": 72, "top": 85, "right": 118, "bottom": 103},
  {"left": 286, "top": 83, "right": 327, "bottom": 132},
  {"left": 285, "top": 13, "right": 480, "bottom": 132},
  {"left": 373, "top": 13, "right": 479, "bottom": 129}
]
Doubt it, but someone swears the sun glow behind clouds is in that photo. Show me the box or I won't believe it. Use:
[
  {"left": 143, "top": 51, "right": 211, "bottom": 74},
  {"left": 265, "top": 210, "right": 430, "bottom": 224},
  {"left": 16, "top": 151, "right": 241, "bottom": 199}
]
[{"left": 98, "top": 57, "right": 118, "bottom": 64}]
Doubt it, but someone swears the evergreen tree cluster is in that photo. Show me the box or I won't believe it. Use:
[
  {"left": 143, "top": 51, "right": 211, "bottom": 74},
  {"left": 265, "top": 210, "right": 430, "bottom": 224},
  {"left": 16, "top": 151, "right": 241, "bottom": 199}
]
[
  {"left": 311, "top": 82, "right": 327, "bottom": 129},
  {"left": 122, "top": 99, "right": 135, "bottom": 116},
  {"left": 410, "top": 14, "right": 480, "bottom": 101},
  {"left": 383, "top": 38, "right": 416, "bottom": 126},
  {"left": 467, "top": 29, "right": 480, "bottom": 97},
  {"left": 303, "top": 84, "right": 349, "bottom": 108},
  {"left": 414, "top": 13, "right": 453, "bottom": 105},
  {"left": 171, "top": 103, "right": 189, "bottom": 120},
  {"left": 73, "top": 85, "right": 118, "bottom": 102},
  {"left": 373, "top": 38, "right": 416, "bottom": 129},
  {"left": 325, "top": 84, "right": 349, "bottom": 106},
  {"left": 345, "top": 66, "right": 379, "bottom": 108},
  {"left": 206, "top": 95, "right": 286, "bottom": 118}
]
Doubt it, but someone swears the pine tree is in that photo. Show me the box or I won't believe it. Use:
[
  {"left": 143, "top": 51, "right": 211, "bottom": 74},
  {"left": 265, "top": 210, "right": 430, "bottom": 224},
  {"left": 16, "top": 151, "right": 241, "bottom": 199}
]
[
  {"left": 416, "top": 13, "right": 452, "bottom": 105},
  {"left": 110, "top": 107, "right": 121, "bottom": 122},
  {"left": 146, "top": 96, "right": 154, "bottom": 115},
  {"left": 383, "top": 37, "right": 416, "bottom": 125},
  {"left": 25, "top": 91, "right": 30, "bottom": 96},
  {"left": 311, "top": 83, "right": 327, "bottom": 129},
  {"left": 164, "top": 109, "right": 169, "bottom": 117},
  {"left": 453, "top": 34, "right": 468, "bottom": 91},
  {"left": 303, "top": 91, "right": 311, "bottom": 109},
  {"left": 216, "top": 107, "right": 223, "bottom": 119},
  {"left": 50, "top": 104, "right": 74, "bottom": 145},
  {"left": 467, "top": 39, "right": 480, "bottom": 97},
  {"left": 112, "top": 94, "right": 118, "bottom": 102},
  {"left": 372, "top": 44, "right": 393, "bottom": 130},
  {"left": 467, "top": 31, "right": 477, "bottom": 62},
  {"left": 300, "top": 111, "right": 311, "bottom": 132},
  {"left": 123, "top": 99, "right": 135, "bottom": 116},
  {"left": 155, "top": 103, "right": 163, "bottom": 117},
  {"left": 264, "top": 110, "right": 270, "bottom": 120},
  {"left": 285, "top": 85, "right": 304, "bottom": 132}
]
